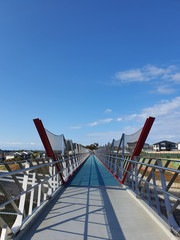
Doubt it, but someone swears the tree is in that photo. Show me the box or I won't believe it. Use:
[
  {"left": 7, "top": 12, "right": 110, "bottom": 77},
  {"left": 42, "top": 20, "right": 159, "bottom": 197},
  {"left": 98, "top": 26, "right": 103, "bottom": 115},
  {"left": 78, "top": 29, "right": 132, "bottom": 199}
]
[{"left": 85, "top": 143, "right": 99, "bottom": 150}]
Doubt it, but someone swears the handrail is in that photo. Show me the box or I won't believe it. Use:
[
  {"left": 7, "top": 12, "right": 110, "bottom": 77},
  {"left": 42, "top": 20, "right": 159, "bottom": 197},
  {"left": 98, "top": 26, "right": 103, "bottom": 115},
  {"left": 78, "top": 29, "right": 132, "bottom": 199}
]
[
  {"left": 0, "top": 152, "right": 89, "bottom": 239},
  {"left": 0, "top": 155, "right": 83, "bottom": 178},
  {"left": 96, "top": 152, "right": 180, "bottom": 236},
  {"left": 99, "top": 153, "right": 180, "bottom": 174}
]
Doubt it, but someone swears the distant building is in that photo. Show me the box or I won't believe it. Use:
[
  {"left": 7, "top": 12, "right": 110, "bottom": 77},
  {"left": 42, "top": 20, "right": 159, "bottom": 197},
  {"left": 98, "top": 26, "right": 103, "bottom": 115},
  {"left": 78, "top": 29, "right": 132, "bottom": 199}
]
[
  {"left": 177, "top": 143, "right": 180, "bottom": 151},
  {"left": 39, "top": 152, "right": 46, "bottom": 158},
  {"left": 5, "top": 152, "right": 16, "bottom": 160},
  {"left": 5, "top": 151, "right": 33, "bottom": 160},
  {"left": 0, "top": 150, "right": 5, "bottom": 161},
  {"left": 153, "top": 141, "right": 177, "bottom": 151},
  {"left": 21, "top": 151, "right": 32, "bottom": 159}
]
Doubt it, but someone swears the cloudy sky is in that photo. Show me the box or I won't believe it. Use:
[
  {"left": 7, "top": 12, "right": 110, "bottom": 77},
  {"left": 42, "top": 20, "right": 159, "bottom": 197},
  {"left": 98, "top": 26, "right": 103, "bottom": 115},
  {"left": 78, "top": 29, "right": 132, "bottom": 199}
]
[{"left": 0, "top": 0, "right": 180, "bottom": 149}]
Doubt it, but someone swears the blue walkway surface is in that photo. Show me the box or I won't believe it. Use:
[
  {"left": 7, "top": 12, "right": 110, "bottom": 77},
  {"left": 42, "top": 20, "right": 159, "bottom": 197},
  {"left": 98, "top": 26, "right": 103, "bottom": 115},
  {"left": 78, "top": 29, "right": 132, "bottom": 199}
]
[{"left": 68, "top": 155, "right": 120, "bottom": 186}]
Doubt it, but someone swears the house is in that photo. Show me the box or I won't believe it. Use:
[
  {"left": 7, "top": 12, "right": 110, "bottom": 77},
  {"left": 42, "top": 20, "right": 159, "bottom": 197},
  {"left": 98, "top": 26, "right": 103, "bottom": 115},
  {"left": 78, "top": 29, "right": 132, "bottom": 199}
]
[
  {"left": 177, "top": 143, "right": 180, "bottom": 151},
  {"left": 5, "top": 152, "right": 16, "bottom": 160},
  {"left": 153, "top": 140, "right": 177, "bottom": 151}
]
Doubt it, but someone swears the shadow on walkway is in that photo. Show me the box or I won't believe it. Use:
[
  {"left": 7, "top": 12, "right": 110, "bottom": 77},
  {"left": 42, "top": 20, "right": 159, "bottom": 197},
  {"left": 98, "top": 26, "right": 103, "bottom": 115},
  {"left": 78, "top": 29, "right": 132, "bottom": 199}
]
[{"left": 16, "top": 155, "right": 126, "bottom": 240}]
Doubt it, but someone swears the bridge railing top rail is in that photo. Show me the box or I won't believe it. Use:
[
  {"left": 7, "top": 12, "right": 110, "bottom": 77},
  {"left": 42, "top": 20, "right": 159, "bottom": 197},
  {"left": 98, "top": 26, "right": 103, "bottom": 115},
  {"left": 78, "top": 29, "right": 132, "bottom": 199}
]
[
  {"left": 99, "top": 153, "right": 180, "bottom": 174},
  {"left": 0, "top": 152, "right": 89, "bottom": 240},
  {"left": 0, "top": 153, "right": 87, "bottom": 178},
  {"left": 96, "top": 152, "right": 180, "bottom": 235},
  {"left": 0, "top": 157, "right": 51, "bottom": 165},
  {"left": 104, "top": 152, "right": 180, "bottom": 163}
]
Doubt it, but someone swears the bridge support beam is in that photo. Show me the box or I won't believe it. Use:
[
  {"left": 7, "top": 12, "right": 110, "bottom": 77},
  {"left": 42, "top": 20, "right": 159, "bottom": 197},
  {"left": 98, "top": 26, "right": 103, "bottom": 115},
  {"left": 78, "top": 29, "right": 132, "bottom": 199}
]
[
  {"left": 33, "top": 118, "right": 65, "bottom": 184},
  {"left": 122, "top": 116, "right": 155, "bottom": 184}
]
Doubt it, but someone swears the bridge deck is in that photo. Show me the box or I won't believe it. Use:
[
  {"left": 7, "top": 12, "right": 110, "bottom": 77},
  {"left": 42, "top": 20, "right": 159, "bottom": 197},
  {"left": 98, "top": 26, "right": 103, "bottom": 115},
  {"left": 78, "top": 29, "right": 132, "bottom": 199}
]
[{"left": 18, "top": 155, "right": 170, "bottom": 240}]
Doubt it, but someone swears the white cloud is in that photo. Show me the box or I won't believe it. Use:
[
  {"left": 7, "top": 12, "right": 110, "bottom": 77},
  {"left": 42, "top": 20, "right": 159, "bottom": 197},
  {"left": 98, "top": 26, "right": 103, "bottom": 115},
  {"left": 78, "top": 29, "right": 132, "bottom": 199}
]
[
  {"left": 0, "top": 142, "right": 42, "bottom": 150},
  {"left": 138, "top": 96, "right": 180, "bottom": 119},
  {"left": 170, "top": 73, "right": 180, "bottom": 83},
  {"left": 70, "top": 126, "right": 82, "bottom": 129},
  {"left": 144, "top": 64, "right": 175, "bottom": 78},
  {"left": 123, "top": 96, "right": 180, "bottom": 143},
  {"left": 87, "top": 125, "right": 142, "bottom": 145},
  {"left": 157, "top": 85, "right": 175, "bottom": 94},
  {"left": 115, "top": 69, "right": 149, "bottom": 82},
  {"left": 99, "top": 118, "right": 113, "bottom": 124},
  {"left": 125, "top": 114, "right": 137, "bottom": 121},
  {"left": 117, "top": 117, "right": 122, "bottom": 122},
  {"left": 89, "top": 118, "right": 113, "bottom": 127},
  {"left": 89, "top": 121, "right": 99, "bottom": 127},
  {"left": 113, "top": 65, "right": 180, "bottom": 95},
  {"left": 105, "top": 108, "right": 112, "bottom": 113},
  {"left": 147, "top": 115, "right": 180, "bottom": 144},
  {"left": 87, "top": 97, "right": 180, "bottom": 145},
  {"left": 144, "top": 65, "right": 165, "bottom": 77},
  {"left": 73, "top": 118, "right": 114, "bottom": 129}
]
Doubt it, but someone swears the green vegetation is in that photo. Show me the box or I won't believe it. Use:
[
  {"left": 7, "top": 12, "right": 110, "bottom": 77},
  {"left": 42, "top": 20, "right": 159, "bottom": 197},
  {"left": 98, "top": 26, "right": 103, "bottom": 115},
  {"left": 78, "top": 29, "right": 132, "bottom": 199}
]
[
  {"left": 85, "top": 143, "right": 99, "bottom": 150},
  {"left": 32, "top": 152, "right": 40, "bottom": 158}
]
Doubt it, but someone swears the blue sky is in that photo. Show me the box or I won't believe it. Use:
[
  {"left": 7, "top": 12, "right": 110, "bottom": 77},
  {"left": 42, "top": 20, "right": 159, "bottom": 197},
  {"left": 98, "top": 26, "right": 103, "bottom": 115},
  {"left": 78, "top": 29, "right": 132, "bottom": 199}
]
[{"left": 0, "top": 0, "right": 180, "bottom": 150}]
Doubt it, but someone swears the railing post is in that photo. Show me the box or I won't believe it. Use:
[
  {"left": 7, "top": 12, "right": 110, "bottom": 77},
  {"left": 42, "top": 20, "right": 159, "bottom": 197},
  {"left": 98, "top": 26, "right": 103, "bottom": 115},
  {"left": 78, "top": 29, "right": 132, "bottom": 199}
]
[
  {"left": 134, "top": 157, "right": 139, "bottom": 195},
  {"left": 151, "top": 169, "right": 161, "bottom": 215},
  {"left": 114, "top": 155, "right": 117, "bottom": 175},
  {"left": 0, "top": 217, "right": 13, "bottom": 240},
  {"left": 157, "top": 159, "right": 180, "bottom": 232},
  {"left": 11, "top": 161, "right": 30, "bottom": 233}
]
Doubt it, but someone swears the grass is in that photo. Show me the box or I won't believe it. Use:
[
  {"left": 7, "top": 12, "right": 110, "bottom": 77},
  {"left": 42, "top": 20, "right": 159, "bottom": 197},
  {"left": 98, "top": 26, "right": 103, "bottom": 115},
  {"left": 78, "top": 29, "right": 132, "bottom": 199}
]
[
  {"left": 0, "top": 164, "right": 20, "bottom": 171},
  {"left": 138, "top": 167, "right": 180, "bottom": 184}
]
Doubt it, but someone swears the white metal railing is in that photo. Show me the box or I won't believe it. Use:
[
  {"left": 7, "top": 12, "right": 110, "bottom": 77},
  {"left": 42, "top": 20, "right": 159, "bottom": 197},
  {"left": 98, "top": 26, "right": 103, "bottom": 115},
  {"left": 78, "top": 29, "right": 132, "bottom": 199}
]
[
  {"left": 0, "top": 153, "right": 89, "bottom": 240},
  {"left": 96, "top": 152, "right": 180, "bottom": 237}
]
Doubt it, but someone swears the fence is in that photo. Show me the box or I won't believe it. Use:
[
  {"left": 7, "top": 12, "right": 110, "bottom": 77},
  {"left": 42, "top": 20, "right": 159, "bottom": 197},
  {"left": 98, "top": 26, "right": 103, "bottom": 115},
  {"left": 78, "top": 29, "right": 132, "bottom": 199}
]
[
  {"left": 96, "top": 152, "right": 180, "bottom": 236},
  {"left": 0, "top": 152, "right": 89, "bottom": 240}
]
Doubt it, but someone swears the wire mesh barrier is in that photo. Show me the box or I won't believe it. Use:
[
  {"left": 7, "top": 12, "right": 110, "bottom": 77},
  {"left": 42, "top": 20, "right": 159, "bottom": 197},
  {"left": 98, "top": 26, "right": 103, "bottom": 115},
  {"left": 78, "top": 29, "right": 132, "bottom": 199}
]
[
  {"left": 0, "top": 153, "right": 89, "bottom": 239},
  {"left": 96, "top": 153, "right": 180, "bottom": 235},
  {"left": 45, "top": 129, "right": 67, "bottom": 155},
  {"left": 102, "top": 130, "right": 146, "bottom": 190},
  {"left": 105, "top": 128, "right": 143, "bottom": 157}
]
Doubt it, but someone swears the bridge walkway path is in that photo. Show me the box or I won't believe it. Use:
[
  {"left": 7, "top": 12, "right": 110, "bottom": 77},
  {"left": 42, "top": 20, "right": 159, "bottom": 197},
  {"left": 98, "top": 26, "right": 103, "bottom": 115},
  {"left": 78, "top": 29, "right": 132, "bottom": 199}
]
[{"left": 17, "top": 155, "right": 170, "bottom": 240}]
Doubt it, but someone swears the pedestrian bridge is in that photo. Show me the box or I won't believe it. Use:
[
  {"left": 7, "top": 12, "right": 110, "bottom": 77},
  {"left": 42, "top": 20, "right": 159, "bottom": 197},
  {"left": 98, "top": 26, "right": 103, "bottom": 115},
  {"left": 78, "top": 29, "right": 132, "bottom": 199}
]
[
  {"left": 0, "top": 117, "right": 180, "bottom": 239},
  {"left": 14, "top": 155, "right": 172, "bottom": 240}
]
